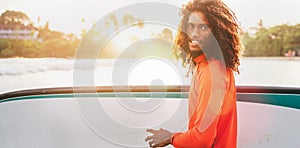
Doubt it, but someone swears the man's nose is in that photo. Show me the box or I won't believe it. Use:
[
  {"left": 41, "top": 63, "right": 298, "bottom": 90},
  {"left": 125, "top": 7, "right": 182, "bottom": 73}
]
[{"left": 190, "top": 28, "right": 200, "bottom": 39}]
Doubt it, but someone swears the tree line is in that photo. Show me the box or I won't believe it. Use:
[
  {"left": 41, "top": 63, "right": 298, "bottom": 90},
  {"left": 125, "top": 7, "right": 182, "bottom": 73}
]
[
  {"left": 242, "top": 20, "right": 300, "bottom": 57},
  {"left": 0, "top": 10, "right": 79, "bottom": 58},
  {"left": 0, "top": 10, "right": 299, "bottom": 58}
]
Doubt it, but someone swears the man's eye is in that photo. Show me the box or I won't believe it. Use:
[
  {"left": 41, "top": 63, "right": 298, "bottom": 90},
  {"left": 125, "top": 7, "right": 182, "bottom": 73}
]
[
  {"left": 187, "top": 24, "right": 194, "bottom": 29},
  {"left": 199, "top": 24, "right": 208, "bottom": 30}
]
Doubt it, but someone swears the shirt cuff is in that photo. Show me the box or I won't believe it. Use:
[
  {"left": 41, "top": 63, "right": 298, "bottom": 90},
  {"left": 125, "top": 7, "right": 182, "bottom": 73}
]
[{"left": 170, "top": 133, "right": 180, "bottom": 145}]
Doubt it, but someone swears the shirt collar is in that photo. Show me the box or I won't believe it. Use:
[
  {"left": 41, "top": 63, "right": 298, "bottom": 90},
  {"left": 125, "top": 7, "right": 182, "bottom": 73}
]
[{"left": 193, "top": 54, "right": 206, "bottom": 64}]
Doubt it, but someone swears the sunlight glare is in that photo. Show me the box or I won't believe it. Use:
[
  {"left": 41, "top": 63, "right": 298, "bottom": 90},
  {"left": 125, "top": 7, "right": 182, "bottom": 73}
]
[{"left": 128, "top": 57, "right": 181, "bottom": 86}]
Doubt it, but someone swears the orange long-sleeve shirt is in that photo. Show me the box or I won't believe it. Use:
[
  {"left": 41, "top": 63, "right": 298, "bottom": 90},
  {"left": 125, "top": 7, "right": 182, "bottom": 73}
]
[{"left": 171, "top": 54, "right": 237, "bottom": 148}]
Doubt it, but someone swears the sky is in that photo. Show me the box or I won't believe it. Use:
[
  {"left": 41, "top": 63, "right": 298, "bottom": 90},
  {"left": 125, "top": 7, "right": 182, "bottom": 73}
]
[{"left": 0, "top": 0, "right": 300, "bottom": 36}]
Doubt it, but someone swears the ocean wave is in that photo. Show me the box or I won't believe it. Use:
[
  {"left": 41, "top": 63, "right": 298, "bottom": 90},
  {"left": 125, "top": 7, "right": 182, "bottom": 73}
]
[{"left": 0, "top": 58, "right": 74, "bottom": 75}]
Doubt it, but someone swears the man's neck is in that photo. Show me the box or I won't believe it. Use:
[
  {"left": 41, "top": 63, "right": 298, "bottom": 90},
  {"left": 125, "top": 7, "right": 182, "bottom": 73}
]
[{"left": 191, "top": 50, "right": 204, "bottom": 58}]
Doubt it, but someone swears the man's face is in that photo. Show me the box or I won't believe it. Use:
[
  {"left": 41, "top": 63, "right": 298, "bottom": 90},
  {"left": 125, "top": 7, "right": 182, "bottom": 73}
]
[{"left": 187, "top": 11, "right": 213, "bottom": 55}]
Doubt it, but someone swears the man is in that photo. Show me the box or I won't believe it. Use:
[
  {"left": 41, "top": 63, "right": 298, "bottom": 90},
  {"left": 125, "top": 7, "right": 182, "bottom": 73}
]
[{"left": 145, "top": 0, "right": 241, "bottom": 147}]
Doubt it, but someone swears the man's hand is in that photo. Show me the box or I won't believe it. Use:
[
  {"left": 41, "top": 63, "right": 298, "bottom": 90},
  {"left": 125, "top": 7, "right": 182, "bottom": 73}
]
[{"left": 145, "top": 128, "right": 174, "bottom": 148}]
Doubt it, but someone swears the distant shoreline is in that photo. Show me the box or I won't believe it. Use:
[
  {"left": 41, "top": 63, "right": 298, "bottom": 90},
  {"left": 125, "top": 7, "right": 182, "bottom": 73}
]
[{"left": 241, "top": 56, "right": 300, "bottom": 60}]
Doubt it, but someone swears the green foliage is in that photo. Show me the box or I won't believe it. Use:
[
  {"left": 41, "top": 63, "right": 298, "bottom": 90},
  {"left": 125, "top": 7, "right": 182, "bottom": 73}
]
[
  {"left": 242, "top": 23, "right": 300, "bottom": 57},
  {"left": 8, "top": 9, "right": 300, "bottom": 58},
  {"left": 0, "top": 10, "right": 79, "bottom": 58},
  {"left": 0, "top": 39, "right": 9, "bottom": 51},
  {"left": 0, "top": 10, "right": 32, "bottom": 26},
  {"left": 0, "top": 38, "right": 79, "bottom": 58}
]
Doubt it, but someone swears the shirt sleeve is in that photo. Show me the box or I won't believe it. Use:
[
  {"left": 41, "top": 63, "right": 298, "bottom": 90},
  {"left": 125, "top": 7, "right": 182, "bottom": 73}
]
[{"left": 171, "top": 123, "right": 219, "bottom": 148}]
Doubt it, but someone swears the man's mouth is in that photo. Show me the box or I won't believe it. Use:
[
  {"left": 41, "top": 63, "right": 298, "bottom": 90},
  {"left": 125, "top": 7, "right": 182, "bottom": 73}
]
[
  {"left": 190, "top": 40, "right": 202, "bottom": 48},
  {"left": 189, "top": 38, "right": 202, "bottom": 44},
  {"left": 191, "top": 40, "right": 200, "bottom": 44}
]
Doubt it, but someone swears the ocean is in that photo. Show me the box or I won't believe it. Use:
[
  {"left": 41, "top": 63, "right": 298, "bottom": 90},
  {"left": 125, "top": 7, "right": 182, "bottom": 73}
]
[{"left": 0, "top": 57, "right": 299, "bottom": 94}]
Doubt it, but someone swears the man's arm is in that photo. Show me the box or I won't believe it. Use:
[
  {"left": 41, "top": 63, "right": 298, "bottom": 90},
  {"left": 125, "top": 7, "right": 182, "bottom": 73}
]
[{"left": 172, "top": 63, "right": 226, "bottom": 147}]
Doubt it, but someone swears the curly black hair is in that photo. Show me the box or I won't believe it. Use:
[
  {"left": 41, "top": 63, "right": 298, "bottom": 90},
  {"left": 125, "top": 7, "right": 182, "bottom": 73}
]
[{"left": 174, "top": 0, "right": 241, "bottom": 73}]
